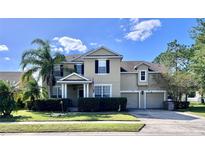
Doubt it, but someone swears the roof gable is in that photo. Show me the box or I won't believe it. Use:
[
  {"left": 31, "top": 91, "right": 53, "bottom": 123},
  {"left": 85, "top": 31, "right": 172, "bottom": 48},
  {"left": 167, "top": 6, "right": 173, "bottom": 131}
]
[
  {"left": 59, "top": 73, "right": 90, "bottom": 81},
  {"left": 133, "top": 62, "right": 151, "bottom": 70},
  {"left": 86, "top": 47, "right": 121, "bottom": 56}
]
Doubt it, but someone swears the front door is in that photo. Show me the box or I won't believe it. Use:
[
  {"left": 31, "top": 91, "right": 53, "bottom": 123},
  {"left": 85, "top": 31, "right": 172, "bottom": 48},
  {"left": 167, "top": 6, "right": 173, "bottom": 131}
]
[{"left": 78, "top": 89, "right": 84, "bottom": 98}]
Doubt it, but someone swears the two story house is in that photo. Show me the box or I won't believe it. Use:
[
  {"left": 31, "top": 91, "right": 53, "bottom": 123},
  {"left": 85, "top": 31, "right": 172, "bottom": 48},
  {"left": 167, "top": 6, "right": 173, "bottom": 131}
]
[{"left": 50, "top": 47, "right": 167, "bottom": 109}]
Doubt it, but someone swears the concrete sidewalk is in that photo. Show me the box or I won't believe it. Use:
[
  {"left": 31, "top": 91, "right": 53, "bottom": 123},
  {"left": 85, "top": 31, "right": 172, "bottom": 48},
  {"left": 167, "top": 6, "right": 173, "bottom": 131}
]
[{"left": 0, "top": 121, "right": 141, "bottom": 125}]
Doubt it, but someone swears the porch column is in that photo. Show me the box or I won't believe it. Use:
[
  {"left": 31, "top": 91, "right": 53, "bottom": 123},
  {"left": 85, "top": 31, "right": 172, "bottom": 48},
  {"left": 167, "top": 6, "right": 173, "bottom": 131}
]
[
  {"left": 83, "top": 84, "right": 86, "bottom": 98},
  {"left": 61, "top": 84, "right": 64, "bottom": 98},
  {"left": 86, "top": 84, "right": 89, "bottom": 97},
  {"left": 65, "top": 84, "right": 67, "bottom": 98}
]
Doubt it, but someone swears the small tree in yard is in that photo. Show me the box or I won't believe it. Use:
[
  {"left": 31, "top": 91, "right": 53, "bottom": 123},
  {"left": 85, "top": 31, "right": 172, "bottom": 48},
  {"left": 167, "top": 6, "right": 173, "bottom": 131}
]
[
  {"left": 0, "top": 80, "right": 16, "bottom": 117},
  {"left": 22, "top": 78, "right": 48, "bottom": 102}
]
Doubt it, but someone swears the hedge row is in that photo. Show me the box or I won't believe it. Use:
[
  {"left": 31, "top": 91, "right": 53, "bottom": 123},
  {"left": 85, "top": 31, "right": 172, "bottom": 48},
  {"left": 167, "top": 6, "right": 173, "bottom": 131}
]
[
  {"left": 27, "top": 98, "right": 72, "bottom": 112},
  {"left": 78, "top": 97, "right": 127, "bottom": 112}
]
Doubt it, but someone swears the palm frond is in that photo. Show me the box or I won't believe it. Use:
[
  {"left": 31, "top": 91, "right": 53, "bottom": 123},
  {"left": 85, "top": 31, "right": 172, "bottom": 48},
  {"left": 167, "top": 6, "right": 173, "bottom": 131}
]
[
  {"left": 22, "top": 67, "right": 40, "bottom": 82},
  {"left": 53, "top": 52, "right": 66, "bottom": 64},
  {"left": 31, "top": 39, "right": 47, "bottom": 46}
]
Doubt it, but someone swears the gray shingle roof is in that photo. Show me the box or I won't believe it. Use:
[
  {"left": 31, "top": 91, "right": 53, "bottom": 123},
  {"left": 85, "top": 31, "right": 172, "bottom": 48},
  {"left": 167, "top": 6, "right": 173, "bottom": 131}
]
[
  {"left": 65, "top": 54, "right": 82, "bottom": 62},
  {"left": 121, "top": 61, "right": 165, "bottom": 73},
  {"left": 0, "top": 72, "right": 23, "bottom": 83}
]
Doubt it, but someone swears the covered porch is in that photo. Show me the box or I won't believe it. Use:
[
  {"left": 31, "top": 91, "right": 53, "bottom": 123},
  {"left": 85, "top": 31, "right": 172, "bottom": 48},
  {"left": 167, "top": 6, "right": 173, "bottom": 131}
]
[{"left": 57, "top": 73, "right": 93, "bottom": 106}]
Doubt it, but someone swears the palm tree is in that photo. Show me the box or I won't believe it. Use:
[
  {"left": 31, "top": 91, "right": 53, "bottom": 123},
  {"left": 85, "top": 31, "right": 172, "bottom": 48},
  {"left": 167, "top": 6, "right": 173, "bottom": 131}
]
[
  {"left": 22, "top": 78, "right": 48, "bottom": 102},
  {"left": 0, "top": 80, "right": 16, "bottom": 117},
  {"left": 21, "top": 39, "right": 65, "bottom": 97}
]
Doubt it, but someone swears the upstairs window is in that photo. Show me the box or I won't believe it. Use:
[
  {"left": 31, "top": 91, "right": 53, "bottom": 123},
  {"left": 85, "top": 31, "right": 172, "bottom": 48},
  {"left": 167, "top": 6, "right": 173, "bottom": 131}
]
[
  {"left": 54, "top": 65, "right": 63, "bottom": 77},
  {"left": 74, "top": 63, "right": 84, "bottom": 75},
  {"left": 140, "top": 70, "right": 147, "bottom": 82},
  {"left": 98, "top": 60, "right": 106, "bottom": 73},
  {"left": 95, "top": 59, "right": 110, "bottom": 74},
  {"left": 60, "top": 65, "right": 64, "bottom": 77}
]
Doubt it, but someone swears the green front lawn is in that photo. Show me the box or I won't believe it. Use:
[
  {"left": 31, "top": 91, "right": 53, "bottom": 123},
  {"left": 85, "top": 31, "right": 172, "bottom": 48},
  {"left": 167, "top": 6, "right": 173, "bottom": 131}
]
[
  {"left": 0, "top": 110, "right": 138, "bottom": 122},
  {"left": 0, "top": 123, "right": 144, "bottom": 133},
  {"left": 180, "top": 102, "right": 205, "bottom": 117}
]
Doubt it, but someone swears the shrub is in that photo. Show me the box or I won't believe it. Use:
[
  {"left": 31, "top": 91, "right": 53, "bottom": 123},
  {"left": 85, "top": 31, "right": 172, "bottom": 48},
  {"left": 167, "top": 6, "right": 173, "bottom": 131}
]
[
  {"left": 16, "top": 98, "right": 25, "bottom": 109},
  {"left": 78, "top": 97, "right": 127, "bottom": 112},
  {"left": 27, "top": 98, "right": 72, "bottom": 112},
  {"left": 174, "top": 101, "right": 190, "bottom": 109},
  {"left": 0, "top": 80, "right": 16, "bottom": 117},
  {"left": 0, "top": 95, "right": 16, "bottom": 117}
]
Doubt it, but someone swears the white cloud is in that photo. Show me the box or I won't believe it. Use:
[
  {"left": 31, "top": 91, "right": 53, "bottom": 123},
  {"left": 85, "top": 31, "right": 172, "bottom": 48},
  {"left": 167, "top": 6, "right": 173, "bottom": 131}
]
[
  {"left": 115, "top": 38, "right": 122, "bottom": 43},
  {"left": 130, "top": 18, "right": 139, "bottom": 24},
  {"left": 125, "top": 19, "right": 161, "bottom": 41},
  {"left": 0, "top": 44, "right": 9, "bottom": 51},
  {"left": 90, "top": 42, "right": 98, "bottom": 46},
  {"left": 4, "top": 57, "right": 10, "bottom": 61},
  {"left": 53, "top": 36, "right": 87, "bottom": 53},
  {"left": 53, "top": 37, "right": 59, "bottom": 41},
  {"left": 53, "top": 47, "right": 64, "bottom": 52}
]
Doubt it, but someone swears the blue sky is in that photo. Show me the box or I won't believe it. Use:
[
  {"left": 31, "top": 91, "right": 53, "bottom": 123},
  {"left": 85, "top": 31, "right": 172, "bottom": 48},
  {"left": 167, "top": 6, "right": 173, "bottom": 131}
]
[{"left": 0, "top": 18, "right": 196, "bottom": 71}]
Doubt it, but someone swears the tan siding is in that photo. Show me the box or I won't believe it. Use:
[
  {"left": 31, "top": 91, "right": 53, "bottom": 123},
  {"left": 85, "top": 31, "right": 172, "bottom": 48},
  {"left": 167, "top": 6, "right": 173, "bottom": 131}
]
[
  {"left": 84, "top": 58, "right": 121, "bottom": 97},
  {"left": 120, "top": 73, "right": 166, "bottom": 91}
]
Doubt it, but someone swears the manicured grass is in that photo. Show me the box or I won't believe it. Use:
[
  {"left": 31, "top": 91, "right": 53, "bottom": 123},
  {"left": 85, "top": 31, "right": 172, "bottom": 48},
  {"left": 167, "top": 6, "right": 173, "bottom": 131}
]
[
  {"left": 0, "top": 110, "right": 138, "bottom": 122},
  {"left": 180, "top": 102, "right": 205, "bottom": 117},
  {"left": 0, "top": 123, "right": 144, "bottom": 133}
]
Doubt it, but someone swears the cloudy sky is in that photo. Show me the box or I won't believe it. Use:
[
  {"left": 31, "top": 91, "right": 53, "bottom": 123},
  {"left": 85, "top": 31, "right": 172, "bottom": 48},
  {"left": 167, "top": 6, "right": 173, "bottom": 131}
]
[{"left": 0, "top": 18, "right": 196, "bottom": 71}]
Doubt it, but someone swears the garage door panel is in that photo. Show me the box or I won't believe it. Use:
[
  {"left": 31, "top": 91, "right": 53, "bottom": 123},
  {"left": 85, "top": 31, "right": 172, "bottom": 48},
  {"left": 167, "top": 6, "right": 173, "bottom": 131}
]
[
  {"left": 146, "top": 92, "right": 164, "bottom": 109},
  {"left": 121, "top": 93, "right": 139, "bottom": 109}
]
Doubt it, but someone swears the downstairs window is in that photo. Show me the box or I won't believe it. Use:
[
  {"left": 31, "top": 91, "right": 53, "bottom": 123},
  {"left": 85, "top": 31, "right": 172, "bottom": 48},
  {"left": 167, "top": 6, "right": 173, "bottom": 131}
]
[{"left": 94, "top": 85, "right": 111, "bottom": 98}]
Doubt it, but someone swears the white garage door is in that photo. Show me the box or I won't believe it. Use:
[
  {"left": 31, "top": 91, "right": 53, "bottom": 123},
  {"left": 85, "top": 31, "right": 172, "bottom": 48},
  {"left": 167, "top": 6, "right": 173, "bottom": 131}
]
[
  {"left": 121, "top": 93, "right": 139, "bottom": 109},
  {"left": 146, "top": 92, "right": 164, "bottom": 109}
]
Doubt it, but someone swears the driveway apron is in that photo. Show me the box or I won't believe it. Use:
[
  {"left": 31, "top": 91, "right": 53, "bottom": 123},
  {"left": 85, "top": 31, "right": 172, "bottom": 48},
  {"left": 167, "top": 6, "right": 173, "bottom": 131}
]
[{"left": 129, "top": 110, "right": 205, "bottom": 136}]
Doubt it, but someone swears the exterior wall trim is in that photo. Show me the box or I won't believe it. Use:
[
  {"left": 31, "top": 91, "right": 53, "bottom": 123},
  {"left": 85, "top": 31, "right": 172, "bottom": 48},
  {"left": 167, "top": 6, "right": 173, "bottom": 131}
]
[
  {"left": 57, "top": 81, "right": 92, "bottom": 84},
  {"left": 120, "top": 72, "right": 161, "bottom": 74},
  {"left": 59, "top": 72, "right": 90, "bottom": 81}
]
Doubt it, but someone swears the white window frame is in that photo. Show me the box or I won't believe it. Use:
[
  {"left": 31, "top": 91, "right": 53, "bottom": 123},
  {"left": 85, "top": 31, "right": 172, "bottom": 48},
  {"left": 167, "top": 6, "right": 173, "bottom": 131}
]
[
  {"left": 97, "top": 59, "right": 108, "bottom": 75},
  {"left": 52, "top": 86, "right": 62, "bottom": 98},
  {"left": 139, "top": 70, "right": 147, "bottom": 82},
  {"left": 93, "top": 84, "right": 112, "bottom": 97}
]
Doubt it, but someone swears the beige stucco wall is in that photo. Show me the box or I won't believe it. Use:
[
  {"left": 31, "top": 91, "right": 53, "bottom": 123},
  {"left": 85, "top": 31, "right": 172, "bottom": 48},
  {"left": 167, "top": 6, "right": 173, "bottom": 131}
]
[
  {"left": 120, "top": 73, "right": 166, "bottom": 91},
  {"left": 84, "top": 58, "right": 121, "bottom": 97}
]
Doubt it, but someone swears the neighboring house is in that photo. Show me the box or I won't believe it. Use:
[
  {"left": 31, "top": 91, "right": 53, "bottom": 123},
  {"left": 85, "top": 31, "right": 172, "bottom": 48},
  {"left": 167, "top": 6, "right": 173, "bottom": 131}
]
[
  {"left": 49, "top": 47, "right": 167, "bottom": 109},
  {"left": 0, "top": 72, "right": 23, "bottom": 88},
  {"left": 188, "top": 91, "right": 201, "bottom": 102}
]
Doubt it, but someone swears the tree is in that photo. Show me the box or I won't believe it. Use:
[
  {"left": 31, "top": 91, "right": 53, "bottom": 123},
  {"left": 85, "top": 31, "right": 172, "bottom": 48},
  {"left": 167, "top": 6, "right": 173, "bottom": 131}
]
[
  {"left": 190, "top": 19, "right": 205, "bottom": 103},
  {"left": 153, "top": 40, "right": 196, "bottom": 101},
  {"left": 22, "top": 78, "right": 48, "bottom": 102},
  {"left": 153, "top": 40, "right": 193, "bottom": 73},
  {"left": 0, "top": 80, "right": 16, "bottom": 117},
  {"left": 21, "top": 39, "right": 65, "bottom": 97}
]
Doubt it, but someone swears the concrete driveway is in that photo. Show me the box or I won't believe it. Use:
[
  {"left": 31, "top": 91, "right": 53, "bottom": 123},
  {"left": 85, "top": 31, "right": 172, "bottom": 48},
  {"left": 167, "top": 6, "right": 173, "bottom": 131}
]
[{"left": 129, "top": 110, "right": 205, "bottom": 136}]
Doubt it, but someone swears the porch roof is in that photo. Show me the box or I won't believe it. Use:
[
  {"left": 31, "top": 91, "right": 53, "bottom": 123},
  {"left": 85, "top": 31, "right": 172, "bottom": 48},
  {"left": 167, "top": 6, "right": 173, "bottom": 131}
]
[{"left": 57, "top": 72, "right": 92, "bottom": 84}]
